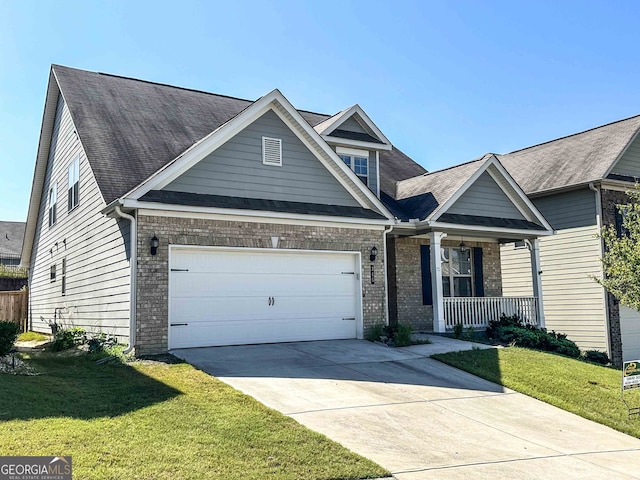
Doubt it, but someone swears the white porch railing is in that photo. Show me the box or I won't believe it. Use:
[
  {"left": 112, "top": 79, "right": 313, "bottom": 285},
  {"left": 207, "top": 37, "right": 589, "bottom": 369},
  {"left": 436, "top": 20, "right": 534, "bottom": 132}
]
[{"left": 443, "top": 296, "right": 539, "bottom": 330}]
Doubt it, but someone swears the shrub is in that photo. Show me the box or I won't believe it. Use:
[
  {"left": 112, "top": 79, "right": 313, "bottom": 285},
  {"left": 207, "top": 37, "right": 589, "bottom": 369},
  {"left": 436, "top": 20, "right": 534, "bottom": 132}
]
[
  {"left": 365, "top": 323, "right": 386, "bottom": 342},
  {"left": 453, "top": 322, "right": 464, "bottom": 339},
  {"left": 583, "top": 350, "right": 610, "bottom": 365},
  {"left": 393, "top": 323, "right": 412, "bottom": 347},
  {"left": 0, "top": 321, "right": 20, "bottom": 357},
  {"left": 487, "top": 314, "right": 580, "bottom": 358},
  {"left": 87, "top": 333, "right": 118, "bottom": 353},
  {"left": 50, "top": 327, "right": 86, "bottom": 351}
]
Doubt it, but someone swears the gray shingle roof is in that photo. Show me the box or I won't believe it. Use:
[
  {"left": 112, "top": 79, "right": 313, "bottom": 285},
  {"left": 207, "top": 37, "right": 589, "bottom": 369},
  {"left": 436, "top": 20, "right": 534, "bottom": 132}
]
[
  {"left": 53, "top": 65, "right": 427, "bottom": 206},
  {"left": 498, "top": 115, "right": 640, "bottom": 195},
  {"left": 0, "top": 221, "right": 25, "bottom": 257}
]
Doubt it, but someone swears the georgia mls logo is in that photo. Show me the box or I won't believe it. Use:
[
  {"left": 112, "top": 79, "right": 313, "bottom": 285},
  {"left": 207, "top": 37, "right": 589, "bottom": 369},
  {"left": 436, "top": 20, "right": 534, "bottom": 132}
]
[{"left": 0, "top": 456, "right": 72, "bottom": 480}]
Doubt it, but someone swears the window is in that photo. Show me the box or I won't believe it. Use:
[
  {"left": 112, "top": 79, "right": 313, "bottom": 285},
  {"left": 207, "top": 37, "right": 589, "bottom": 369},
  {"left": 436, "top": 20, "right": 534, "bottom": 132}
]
[
  {"left": 61, "top": 258, "right": 66, "bottom": 295},
  {"left": 48, "top": 183, "right": 57, "bottom": 227},
  {"left": 50, "top": 264, "right": 56, "bottom": 282},
  {"left": 262, "top": 137, "right": 282, "bottom": 166},
  {"left": 68, "top": 157, "right": 80, "bottom": 211},
  {"left": 441, "top": 247, "right": 473, "bottom": 297},
  {"left": 339, "top": 153, "right": 369, "bottom": 185}
]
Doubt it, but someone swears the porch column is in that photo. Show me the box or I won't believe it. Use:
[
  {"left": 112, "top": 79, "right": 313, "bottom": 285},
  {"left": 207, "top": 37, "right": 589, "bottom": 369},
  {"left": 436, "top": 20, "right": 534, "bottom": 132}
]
[
  {"left": 430, "top": 231, "right": 447, "bottom": 332},
  {"left": 527, "top": 238, "right": 545, "bottom": 328}
]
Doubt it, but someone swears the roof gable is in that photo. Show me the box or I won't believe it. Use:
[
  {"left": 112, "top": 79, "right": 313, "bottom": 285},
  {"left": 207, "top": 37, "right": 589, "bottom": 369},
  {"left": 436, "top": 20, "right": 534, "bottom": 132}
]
[
  {"left": 499, "top": 115, "right": 640, "bottom": 194},
  {"left": 313, "top": 105, "right": 392, "bottom": 150},
  {"left": 0, "top": 221, "right": 25, "bottom": 257}
]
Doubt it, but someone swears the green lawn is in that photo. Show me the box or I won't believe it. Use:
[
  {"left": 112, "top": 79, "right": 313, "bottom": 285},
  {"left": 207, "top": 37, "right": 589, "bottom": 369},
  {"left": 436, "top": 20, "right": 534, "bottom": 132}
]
[
  {"left": 433, "top": 347, "right": 640, "bottom": 439},
  {"left": 0, "top": 354, "right": 388, "bottom": 480},
  {"left": 17, "top": 331, "right": 50, "bottom": 342}
]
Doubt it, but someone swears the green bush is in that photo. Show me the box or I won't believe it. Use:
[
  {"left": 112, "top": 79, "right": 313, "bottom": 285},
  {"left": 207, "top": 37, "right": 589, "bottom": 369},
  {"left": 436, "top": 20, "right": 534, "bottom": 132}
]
[
  {"left": 393, "top": 323, "right": 412, "bottom": 347},
  {"left": 453, "top": 322, "right": 464, "bottom": 339},
  {"left": 487, "top": 314, "right": 580, "bottom": 358},
  {"left": 50, "top": 327, "right": 86, "bottom": 351},
  {"left": 0, "top": 321, "right": 20, "bottom": 357},
  {"left": 583, "top": 350, "right": 610, "bottom": 365},
  {"left": 87, "top": 333, "right": 118, "bottom": 353},
  {"left": 365, "top": 323, "right": 385, "bottom": 342}
]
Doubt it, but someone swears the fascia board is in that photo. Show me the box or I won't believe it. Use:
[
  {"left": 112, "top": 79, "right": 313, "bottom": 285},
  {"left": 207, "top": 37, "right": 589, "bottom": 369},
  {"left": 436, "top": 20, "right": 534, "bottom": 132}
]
[{"left": 321, "top": 135, "right": 392, "bottom": 150}]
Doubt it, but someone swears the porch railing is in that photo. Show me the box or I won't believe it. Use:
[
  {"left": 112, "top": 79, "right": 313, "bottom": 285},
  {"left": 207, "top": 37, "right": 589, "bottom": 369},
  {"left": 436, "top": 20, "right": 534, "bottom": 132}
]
[{"left": 443, "top": 296, "right": 539, "bottom": 330}]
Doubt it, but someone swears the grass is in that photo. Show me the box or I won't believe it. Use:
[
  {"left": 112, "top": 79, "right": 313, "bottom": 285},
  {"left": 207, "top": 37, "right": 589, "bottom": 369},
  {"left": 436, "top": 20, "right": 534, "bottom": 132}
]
[
  {"left": 433, "top": 347, "right": 640, "bottom": 439},
  {"left": 0, "top": 353, "right": 388, "bottom": 480},
  {"left": 17, "top": 331, "right": 50, "bottom": 342}
]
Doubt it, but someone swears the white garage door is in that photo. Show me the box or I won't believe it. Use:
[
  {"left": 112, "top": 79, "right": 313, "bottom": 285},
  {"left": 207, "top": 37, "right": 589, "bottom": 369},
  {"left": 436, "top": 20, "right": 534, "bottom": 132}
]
[
  {"left": 620, "top": 306, "right": 640, "bottom": 362},
  {"left": 168, "top": 247, "right": 360, "bottom": 349}
]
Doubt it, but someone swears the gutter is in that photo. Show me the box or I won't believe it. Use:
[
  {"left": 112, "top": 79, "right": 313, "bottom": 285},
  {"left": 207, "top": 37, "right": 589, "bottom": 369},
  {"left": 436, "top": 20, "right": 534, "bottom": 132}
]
[
  {"left": 114, "top": 205, "right": 136, "bottom": 354},
  {"left": 589, "top": 182, "right": 612, "bottom": 358}
]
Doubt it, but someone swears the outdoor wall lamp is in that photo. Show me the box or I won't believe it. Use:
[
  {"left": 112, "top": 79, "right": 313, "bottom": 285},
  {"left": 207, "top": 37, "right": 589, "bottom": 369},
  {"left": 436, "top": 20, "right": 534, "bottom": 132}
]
[
  {"left": 459, "top": 236, "right": 467, "bottom": 253},
  {"left": 370, "top": 246, "right": 378, "bottom": 262},
  {"left": 150, "top": 235, "right": 159, "bottom": 256}
]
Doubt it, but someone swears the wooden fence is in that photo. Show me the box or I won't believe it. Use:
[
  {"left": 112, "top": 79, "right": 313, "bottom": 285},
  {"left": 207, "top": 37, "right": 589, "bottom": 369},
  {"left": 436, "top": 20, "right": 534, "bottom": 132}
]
[{"left": 0, "top": 289, "right": 28, "bottom": 332}]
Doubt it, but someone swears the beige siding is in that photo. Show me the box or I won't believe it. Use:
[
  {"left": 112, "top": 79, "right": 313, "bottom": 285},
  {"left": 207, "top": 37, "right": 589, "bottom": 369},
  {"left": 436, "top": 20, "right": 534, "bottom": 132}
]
[
  {"left": 29, "top": 96, "right": 131, "bottom": 340},
  {"left": 447, "top": 171, "right": 526, "bottom": 219},
  {"left": 610, "top": 134, "right": 640, "bottom": 177},
  {"left": 501, "top": 225, "right": 608, "bottom": 351}
]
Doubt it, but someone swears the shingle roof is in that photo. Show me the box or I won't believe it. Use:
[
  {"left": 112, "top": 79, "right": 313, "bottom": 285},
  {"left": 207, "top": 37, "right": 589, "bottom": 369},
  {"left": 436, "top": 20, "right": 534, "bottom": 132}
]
[
  {"left": 498, "top": 115, "right": 640, "bottom": 195},
  {"left": 53, "top": 65, "right": 427, "bottom": 206},
  {"left": 386, "top": 156, "right": 486, "bottom": 220},
  {"left": 0, "top": 221, "right": 25, "bottom": 257}
]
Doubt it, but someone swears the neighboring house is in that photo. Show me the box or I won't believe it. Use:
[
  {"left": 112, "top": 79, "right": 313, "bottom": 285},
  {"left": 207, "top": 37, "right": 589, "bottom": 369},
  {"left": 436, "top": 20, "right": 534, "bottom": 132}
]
[
  {"left": 0, "top": 221, "right": 27, "bottom": 291},
  {"left": 499, "top": 115, "right": 640, "bottom": 366},
  {"left": 21, "top": 65, "right": 551, "bottom": 355}
]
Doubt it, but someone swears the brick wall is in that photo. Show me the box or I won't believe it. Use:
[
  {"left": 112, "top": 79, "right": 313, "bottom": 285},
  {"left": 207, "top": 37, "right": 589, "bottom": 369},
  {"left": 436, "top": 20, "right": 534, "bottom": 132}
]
[
  {"left": 389, "top": 236, "right": 502, "bottom": 331},
  {"left": 135, "top": 215, "right": 386, "bottom": 355},
  {"left": 601, "top": 188, "right": 630, "bottom": 367}
]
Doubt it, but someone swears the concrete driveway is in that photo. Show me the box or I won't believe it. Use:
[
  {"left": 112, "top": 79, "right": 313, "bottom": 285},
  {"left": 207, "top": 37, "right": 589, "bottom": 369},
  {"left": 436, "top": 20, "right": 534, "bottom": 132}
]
[{"left": 173, "top": 337, "right": 640, "bottom": 479}]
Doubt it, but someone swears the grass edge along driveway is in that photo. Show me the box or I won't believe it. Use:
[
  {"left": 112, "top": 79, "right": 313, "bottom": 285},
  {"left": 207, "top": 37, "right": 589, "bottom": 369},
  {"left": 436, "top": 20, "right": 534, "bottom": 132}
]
[
  {"left": 0, "top": 354, "right": 388, "bottom": 480},
  {"left": 433, "top": 346, "right": 640, "bottom": 439}
]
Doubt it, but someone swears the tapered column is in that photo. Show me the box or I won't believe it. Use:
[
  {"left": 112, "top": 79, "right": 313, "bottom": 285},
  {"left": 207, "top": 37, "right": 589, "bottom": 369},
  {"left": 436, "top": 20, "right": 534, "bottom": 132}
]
[
  {"left": 527, "top": 238, "right": 545, "bottom": 328},
  {"left": 430, "top": 231, "right": 447, "bottom": 332}
]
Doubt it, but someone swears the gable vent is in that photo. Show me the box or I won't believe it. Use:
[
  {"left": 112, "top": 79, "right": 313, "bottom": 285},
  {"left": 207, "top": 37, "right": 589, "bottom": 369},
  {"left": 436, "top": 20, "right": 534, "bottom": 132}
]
[{"left": 262, "top": 137, "right": 282, "bottom": 166}]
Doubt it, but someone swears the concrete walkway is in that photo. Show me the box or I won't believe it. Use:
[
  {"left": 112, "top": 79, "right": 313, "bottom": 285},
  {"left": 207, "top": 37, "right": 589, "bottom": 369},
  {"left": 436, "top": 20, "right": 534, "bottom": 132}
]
[{"left": 173, "top": 337, "right": 640, "bottom": 479}]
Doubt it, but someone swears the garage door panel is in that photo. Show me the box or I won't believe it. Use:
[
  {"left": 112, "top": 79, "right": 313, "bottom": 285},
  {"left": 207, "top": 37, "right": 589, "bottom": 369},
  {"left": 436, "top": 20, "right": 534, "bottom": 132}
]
[
  {"left": 169, "top": 248, "right": 360, "bottom": 349},
  {"left": 620, "top": 306, "right": 640, "bottom": 362}
]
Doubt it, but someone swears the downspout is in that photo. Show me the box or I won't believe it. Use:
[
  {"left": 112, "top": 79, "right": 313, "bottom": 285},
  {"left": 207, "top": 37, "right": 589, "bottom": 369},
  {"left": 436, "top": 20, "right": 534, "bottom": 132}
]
[
  {"left": 382, "top": 223, "right": 395, "bottom": 325},
  {"left": 589, "top": 182, "right": 612, "bottom": 358},
  {"left": 115, "top": 206, "right": 136, "bottom": 354}
]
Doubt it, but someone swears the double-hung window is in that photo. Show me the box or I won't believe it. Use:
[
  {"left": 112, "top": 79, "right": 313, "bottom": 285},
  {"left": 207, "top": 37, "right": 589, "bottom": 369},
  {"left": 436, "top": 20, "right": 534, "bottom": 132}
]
[
  {"left": 337, "top": 148, "right": 369, "bottom": 185},
  {"left": 48, "top": 183, "right": 57, "bottom": 227},
  {"left": 441, "top": 247, "right": 473, "bottom": 297},
  {"left": 68, "top": 157, "right": 80, "bottom": 211}
]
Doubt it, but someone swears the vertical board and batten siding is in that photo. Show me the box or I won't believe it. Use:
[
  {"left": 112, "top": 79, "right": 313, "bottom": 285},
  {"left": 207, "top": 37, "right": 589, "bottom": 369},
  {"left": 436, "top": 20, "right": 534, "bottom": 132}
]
[
  {"left": 339, "top": 117, "right": 368, "bottom": 134},
  {"left": 367, "top": 150, "right": 379, "bottom": 197},
  {"left": 501, "top": 188, "right": 607, "bottom": 351},
  {"left": 29, "top": 96, "right": 131, "bottom": 340},
  {"left": 164, "top": 109, "right": 360, "bottom": 207},
  {"left": 610, "top": 134, "right": 640, "bottom": 177},
  {"left": 447, "top": 171, "right": 526, "bottom": 219}
]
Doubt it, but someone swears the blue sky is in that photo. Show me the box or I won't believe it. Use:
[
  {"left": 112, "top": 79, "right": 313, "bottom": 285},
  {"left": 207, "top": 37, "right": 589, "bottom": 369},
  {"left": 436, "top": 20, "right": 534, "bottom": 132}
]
[{"left": 1, "top": 0, "right": 640, "bottom": 222}]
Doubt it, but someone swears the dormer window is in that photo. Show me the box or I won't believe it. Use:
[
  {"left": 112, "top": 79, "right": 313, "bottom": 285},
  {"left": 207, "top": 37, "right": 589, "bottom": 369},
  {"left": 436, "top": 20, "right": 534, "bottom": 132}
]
[{"left": 337, "top": 148, "right": 369, "bottom": 186}]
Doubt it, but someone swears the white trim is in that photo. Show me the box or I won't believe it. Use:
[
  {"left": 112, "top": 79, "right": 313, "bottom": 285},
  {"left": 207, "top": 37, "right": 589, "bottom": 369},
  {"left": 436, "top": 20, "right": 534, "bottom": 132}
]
[
  {"left": 600, "top": 180, "right": 638, "bottom": 192},
  {"left": 321, "top": 135, "right": 392, "bottom": 151},
  {"left": 336, "top": 146, "right": 369, "bottom": 157},
  {"left": 134, "top": 206, "right": 390, "bottom": 230},
  {"left": 426, "top": 221, "right": 554, "bottom": 237},
  {"left": 603, "top": 127, "right": 640, "bottom": 179},
  {"left": 168, "top": 245, "right": 364, "bottom": 343},
  {"left": 314, "top": 104, "right": 392, "bottom": 146},
  {"left": 376, "top": 151, "right": 380, "bottom": 198},
  {"left": 261, "top": 136, "right": 282, "bottom": 166}
]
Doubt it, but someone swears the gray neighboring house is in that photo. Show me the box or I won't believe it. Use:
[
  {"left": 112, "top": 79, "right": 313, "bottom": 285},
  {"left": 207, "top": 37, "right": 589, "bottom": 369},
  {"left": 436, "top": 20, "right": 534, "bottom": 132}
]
[
  {"left": 499, "top": 115, "right": 640, "bottom": 366},
  {"left": 21, "top": 65, "right": 551, "bottom": 355},
  {"left": 0, "top": 221, "right": 25, "bottom": 267}
]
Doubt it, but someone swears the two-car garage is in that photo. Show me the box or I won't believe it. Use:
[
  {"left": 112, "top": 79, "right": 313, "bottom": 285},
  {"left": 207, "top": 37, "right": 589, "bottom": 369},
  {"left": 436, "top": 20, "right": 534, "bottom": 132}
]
[{"left": 168, "top": 246, "right": 362, "bottom": 349}]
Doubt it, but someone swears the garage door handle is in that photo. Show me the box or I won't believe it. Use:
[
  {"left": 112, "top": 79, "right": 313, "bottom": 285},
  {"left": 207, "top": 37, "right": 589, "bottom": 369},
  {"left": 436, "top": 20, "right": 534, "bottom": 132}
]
[
  {"left": 171, "top": 268, "right": 189, "bottom": 272},
  {"left": 170, "top": 323, "right": 188, "bottom": 326},
  {"left": 341, "top": 272, "right": 355, "bottom": 275},
  {"left": 342, "top": 317, "right": 356, "bottom": 321}
]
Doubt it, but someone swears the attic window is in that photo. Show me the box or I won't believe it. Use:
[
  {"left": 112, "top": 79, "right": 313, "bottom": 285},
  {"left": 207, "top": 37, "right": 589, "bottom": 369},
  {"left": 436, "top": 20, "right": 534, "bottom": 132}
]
[
  {"left": 337, "top": 147, "right": 369, "bottom": 186},
  {"left": 262, "top": 137, "right": 282, "bottom": 166}
]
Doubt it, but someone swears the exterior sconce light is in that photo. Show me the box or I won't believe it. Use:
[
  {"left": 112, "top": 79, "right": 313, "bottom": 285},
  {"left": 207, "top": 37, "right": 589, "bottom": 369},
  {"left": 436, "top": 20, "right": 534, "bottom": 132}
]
[
  {"left": 459, "top": 236, "right": 467, "bottom": 253},
  {"left": 370, "top": 246, "right": 378, "bottom": 262},
  {"left": 150, "top": 235, "right": 159, "bottom": 256}
]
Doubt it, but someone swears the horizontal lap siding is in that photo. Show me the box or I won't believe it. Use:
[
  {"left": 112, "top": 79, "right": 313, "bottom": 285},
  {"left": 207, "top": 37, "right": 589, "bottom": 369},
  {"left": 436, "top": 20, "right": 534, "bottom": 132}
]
[
  {"left": 165, "top": 109, "right": 360, "bottom": 207},
  {"left": 500, "top": 246, "right": 533, "bottom": 297},
  {"left": 447, "top": 171, "right": 525, "bottom": 219},
  {"left": 28, "top": 96, "right": 130, "bottom": 340}
]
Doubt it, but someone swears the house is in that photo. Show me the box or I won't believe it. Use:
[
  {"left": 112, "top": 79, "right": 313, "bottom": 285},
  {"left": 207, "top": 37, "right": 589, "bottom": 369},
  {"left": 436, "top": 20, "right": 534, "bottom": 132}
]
[
  {"left": 21, "top": 65, "right": 551, "bottom": 355},
  {"left": 0, "top": 221, "right": 27, "bottom": 291},
  {"left": 498, "top": 115, "right": 640, "bottom": 366}
]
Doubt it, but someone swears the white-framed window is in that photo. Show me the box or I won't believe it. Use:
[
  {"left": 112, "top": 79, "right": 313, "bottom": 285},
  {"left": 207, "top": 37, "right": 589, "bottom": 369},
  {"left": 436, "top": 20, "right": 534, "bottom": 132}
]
[
  {"left": 337, "top": 147, "right": 369, "bottom": 185},
  {"left": 48, "top": 183, "right": 57, "bottom": 227},
  {"left": 68, "top": 157, "right": 80, "bottom": 211},
  {"left": 50, "top": 264, "right": 56, "bottom": 283},
  {"left": 262, "top": 137, "right": 282, "bottom": 166},
  {"left": 441, "top": 247, "right": 473, "bottom": 297}
]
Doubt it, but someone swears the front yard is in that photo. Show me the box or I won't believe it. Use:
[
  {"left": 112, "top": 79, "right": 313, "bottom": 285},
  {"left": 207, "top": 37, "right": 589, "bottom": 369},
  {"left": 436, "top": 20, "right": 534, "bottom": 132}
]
[
  {"left": 0, "top": 353, "right": 388, "bottom": 480},
  {"left": 433, "top": 347, "right": 640, "bottom": 439}
]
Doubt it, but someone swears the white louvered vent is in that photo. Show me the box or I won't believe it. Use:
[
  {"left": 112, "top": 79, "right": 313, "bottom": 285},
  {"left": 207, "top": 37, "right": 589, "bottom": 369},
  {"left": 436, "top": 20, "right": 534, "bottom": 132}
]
[{"left": 262, "top": 137, "right": 282, "bottom": 166}]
